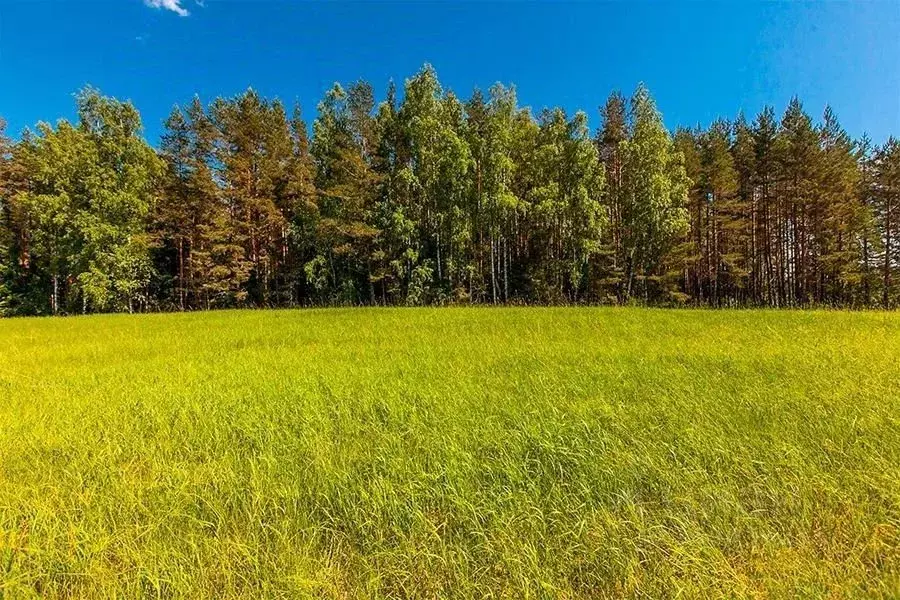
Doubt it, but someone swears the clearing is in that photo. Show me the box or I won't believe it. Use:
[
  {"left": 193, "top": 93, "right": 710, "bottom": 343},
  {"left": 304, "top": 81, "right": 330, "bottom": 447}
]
[{"left": 0, "top": 308, "right": 898, "bottom": 597}]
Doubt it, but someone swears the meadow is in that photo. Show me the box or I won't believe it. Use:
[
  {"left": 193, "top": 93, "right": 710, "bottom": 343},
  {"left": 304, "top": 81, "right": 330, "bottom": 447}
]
[{"left": 0, "top": 307, "right": 898, "bottom": 598}]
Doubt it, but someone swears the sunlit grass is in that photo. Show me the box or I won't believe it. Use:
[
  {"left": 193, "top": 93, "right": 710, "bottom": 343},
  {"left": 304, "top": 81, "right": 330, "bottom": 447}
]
[{"left": 1, "top": 307, "right": 898, "bottom": 598}]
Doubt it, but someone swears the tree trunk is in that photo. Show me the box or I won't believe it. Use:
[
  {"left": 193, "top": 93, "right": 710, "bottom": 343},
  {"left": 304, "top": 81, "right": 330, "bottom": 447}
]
[
  {"left": 178, "top": 237, "right": 185, "bottom": 310},
  {"left": 885, "top": 194, "right": 892, "bottom": 309},
  {"left": 51, "top": 274, "right": 58, "bottom": 314}
]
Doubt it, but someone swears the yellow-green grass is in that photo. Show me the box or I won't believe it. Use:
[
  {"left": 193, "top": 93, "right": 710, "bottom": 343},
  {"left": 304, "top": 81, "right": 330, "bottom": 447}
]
[{"left": 1, "top": 308, "right": 898, "bottom": 598}]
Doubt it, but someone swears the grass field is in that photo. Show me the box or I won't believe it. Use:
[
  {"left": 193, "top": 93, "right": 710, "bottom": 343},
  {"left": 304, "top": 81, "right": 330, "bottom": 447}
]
[{"left": 0, "top": 308, "right": 898, "bottom": 598}]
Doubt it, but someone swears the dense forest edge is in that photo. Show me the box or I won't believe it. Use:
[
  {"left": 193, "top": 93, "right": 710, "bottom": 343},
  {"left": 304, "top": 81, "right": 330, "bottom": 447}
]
[{"left": 0, "top": 64, "right": 898, "bottom": 315}]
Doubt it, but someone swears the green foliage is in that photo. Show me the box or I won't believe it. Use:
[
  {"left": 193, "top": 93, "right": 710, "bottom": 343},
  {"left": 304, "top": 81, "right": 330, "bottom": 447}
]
[
  {"left": 0, "top": 308, "right": 898, "bottom": 597},
  {"left": 869, "top": 137, "right": 900, "bottom": 307},
  {"left": 0, "top": 118, "right": 15, "bottom": 315},
  {"left": 406, "top": 259, "right": 434, "bottom": 305},
  {"left": 0, "top": 71, "right": 897, "bottom": 312},
  {"left": 11, "top": 89, "right": 162, "bottom": 313},
  {"left": 619, "top": 84, "right": 689, "bottom": 300},
  {"left": 311, "top": 82, "right": 383, "bottom": 303},
  {"left": 526, "top": 108, "right": 606, "bottom": 300}
]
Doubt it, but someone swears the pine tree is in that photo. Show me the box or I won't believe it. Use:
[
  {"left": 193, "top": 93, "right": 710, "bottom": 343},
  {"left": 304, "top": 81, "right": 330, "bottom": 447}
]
[
  {"left": 776, "top": 97, "right": 821, "bottom": 304},
  {"left": 597, "top": 92, "right": 628, "bottom": 300},
  {"left": 731, "top": 113, "right": 759, "bottom": 303},
  {"left": 752, "top": 106, "right": 780, "bottom": 305},
  {"left": 701, "top": 119, "right": 741, "bottom": 304},
  {"left": 857, "top": 134, "right": 879, "bottom": 305},
  {"left": 310, "top": 83, "right": 382, "bottom": 303},
  {"left": 281, "top": 103, "right": 318, "bottom": 304},
  {"left": 817, "top": 107, "right": 866, "bottom": 305},
  {"left": 211, "top": 90, "right": 294, "bottom": 305},
  {"left": 156, "top": 105, "right": 193, "bottom": 309},
  {"left": 673, "top": 126, "right": 703, "bottom": 301},
  {"left": 156, "top": 98, "right": 248, "bottom": 309},
  {"left": 870, "top": 138, "right": 900, "bottom": 308}
]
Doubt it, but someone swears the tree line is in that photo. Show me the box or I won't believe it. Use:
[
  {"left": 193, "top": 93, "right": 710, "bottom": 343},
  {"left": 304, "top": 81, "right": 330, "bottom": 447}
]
[{"left": 1, "top": 65, "right": 898, "bottom": 315}]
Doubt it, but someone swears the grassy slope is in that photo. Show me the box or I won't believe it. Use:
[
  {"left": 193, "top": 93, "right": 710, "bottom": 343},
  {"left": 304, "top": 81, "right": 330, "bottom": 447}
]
[{"left": 0, "top": 308, "right": 898, "bottom": 598}]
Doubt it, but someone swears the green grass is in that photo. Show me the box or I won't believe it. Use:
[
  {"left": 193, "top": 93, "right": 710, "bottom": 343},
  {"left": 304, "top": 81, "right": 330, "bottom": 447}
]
[{"left": 0, "top": 308, "right": 898, "bottom": 598}]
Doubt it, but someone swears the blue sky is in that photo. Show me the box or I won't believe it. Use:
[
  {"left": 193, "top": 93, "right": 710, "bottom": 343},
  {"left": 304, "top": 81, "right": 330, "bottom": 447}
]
[{"left": 1, "top": 1, "right": 898, "bottom": 144}]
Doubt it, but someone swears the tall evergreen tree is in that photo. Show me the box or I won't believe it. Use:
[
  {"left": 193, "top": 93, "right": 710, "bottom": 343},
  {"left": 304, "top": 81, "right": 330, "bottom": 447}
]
[
  {"left": 156, "top": 98, "right": 249, "bottom": 309},
  {"left": 211, "top": 90, "right": 295, "bottom": 305},
  {"left": 673, "top": 126, "right": 703, "bottom": 302},
  {"left": 731, "top": 113, "right": 760, "bottom": 303},
  {"left": 870, "top": 138, "right": 900, "bottom": 308},
  {"left": 309, "top": 82, "right": 382, "bottom": 303},
  {"left": 857, "top": 134, "right": 880, "bottom": 305},
  {"left": 752, "top": 106, "right": 781, "bottom": 305},
  {"left": 700, "top": 119, "right": 742, "bottom": 304},
  {"left": 597, "top": 92, "right": 629, "bottom": 299},
  {"left": 776, "top": 97, "right": 821, "bottom": 304},
  {"left": 282, "top": 103, "right": 318, "bottom": 304},
  {"left": 817, "top": 106, "right": 867, "bottom": 305}
]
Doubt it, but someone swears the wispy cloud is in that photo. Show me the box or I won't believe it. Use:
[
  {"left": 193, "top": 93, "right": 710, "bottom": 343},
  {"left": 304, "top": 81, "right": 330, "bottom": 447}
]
[{"left": 144, "top": 0, "right": 189, "bottom": 17}]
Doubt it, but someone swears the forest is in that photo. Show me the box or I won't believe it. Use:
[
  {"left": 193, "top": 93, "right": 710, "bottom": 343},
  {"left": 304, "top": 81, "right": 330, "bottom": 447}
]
[{"left": 1, "top": 64, "right": 898, "bottom": 315}]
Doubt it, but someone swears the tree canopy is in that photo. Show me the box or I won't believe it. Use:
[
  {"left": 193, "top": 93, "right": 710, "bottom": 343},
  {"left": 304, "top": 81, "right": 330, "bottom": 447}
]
[{"left": 1, "top": 66, "right": 898, "bottom": 314}]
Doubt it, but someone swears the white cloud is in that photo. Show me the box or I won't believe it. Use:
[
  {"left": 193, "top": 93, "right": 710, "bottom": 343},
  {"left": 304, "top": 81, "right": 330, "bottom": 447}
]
[{"left": 144, "top": 0, "right": 189, "bottom": 17}]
